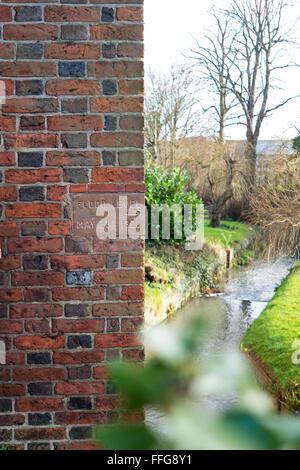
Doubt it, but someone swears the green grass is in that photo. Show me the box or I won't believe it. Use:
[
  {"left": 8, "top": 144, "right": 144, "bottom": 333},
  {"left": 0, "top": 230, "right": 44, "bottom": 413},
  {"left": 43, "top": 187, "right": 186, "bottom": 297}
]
[
  {"left": 204, "top": 220, "right": 251, "bottom": 248},
  {"left": 241, "top": 262, "right": 300, "bottom": 409}
]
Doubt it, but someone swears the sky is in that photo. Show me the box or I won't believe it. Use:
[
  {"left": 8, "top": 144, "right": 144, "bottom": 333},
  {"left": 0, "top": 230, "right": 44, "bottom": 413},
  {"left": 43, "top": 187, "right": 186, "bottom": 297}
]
[{"left": 144, "top": 0, "right": 300, "bottom": 140}]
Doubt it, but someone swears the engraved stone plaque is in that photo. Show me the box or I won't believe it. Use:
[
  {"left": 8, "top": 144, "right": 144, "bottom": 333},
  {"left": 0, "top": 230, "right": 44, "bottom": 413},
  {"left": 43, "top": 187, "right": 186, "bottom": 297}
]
[{"left": 72, "top": 193, "right": 145, "bottom": 239}]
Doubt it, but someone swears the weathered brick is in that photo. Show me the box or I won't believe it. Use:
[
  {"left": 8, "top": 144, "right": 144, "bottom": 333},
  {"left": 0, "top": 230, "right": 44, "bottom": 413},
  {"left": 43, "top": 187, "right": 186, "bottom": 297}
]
[
  {"left": 19, "top": 186, "right": 44, "bottom": 202},
  {"left": 23, "top": 255, "right": 48, "bottom": 270},
  {"left": 47, "top": 79, "right": 101, "bottom": 96},
  {"left": 15, "top": 6, "right": 42, "bottom": 22},
  {"left": 101, "top": 7, "right": 114, "bottom": 23},
  {"left": 28, "top": 413, "right": 52, "bottom": 426},
  {"left": 58, "top": 62, "right": 85, "bottom": 78},
  {"left": 46, "top": 43, "right": 99, "bottom": 60},
  {"left": 61, "top": 25, "right": 88, "bottom": 41},
  {"left": 66, "top": 271, "right": 91, "bottom": 285},
  {"left": 45, "top": 6, "right": 100, "bottom": 23},
  {"left": 4, "top": 25, "right": 57, "bottom": 41},
  {"left": 28, "top": 383, "right": 52, "bottom": 396},
  {"left": 20, "top": 116, "right": 45, "bottom": 131},
  {"left": 17, "top": 44, "right": 43, "bottom": 60}
]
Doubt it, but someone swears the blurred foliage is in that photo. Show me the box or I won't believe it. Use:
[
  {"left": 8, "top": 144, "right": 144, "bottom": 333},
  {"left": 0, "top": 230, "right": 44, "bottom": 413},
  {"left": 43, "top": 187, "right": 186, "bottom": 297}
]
[
  {"left": 95, "top": 316, "right": 300, "bottom": 450},
  {"left": 145, "top": 157, "right": 202, "bottom": 246}
]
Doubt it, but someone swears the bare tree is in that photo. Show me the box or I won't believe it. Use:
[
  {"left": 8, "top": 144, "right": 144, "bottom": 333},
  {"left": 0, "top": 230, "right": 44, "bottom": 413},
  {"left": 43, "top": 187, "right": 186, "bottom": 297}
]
[
  {"left": 145, "top": 65, "right": 200, "bottom": 167},
  {"left": 190, "top": 13, "right": 238, "bottom": 141},
  {"left": 224, "top": 0, "right": 300, "bottom": 185}
]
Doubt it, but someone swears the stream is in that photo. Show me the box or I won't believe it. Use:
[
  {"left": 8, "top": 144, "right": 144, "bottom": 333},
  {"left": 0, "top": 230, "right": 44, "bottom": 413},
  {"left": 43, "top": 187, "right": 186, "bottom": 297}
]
[{"left": 146, "top": 257, "right": 294, "bottom": 429}]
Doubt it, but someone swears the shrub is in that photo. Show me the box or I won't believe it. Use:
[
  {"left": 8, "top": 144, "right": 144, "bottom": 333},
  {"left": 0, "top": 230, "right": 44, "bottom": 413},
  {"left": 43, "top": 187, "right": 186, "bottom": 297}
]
[{"left": 145, "top": 158, "right": 202, "bottom": 245}]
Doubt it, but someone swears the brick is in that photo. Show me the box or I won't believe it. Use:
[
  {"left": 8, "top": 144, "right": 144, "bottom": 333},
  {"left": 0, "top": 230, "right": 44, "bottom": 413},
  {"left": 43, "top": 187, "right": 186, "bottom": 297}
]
[
  {"left": 28, "top": 443, "right": 51, "bottom": 451},
  {"left": 106, "top": 254, "right": 119, "bottom": 269},
  {"left": 91, "top": 97, "right": 143, "bottom": 113},
  {"left": 94, "top": 269, "right": 143, "bottom": 285},
  {"left": 46, "top": 79, "right": 101, "bottom": 96},
  {"left": 0, "top": 415, "right": 25, "bottom": 427},
  {"left": 4, "top": 25, "right": 57, "bottom": 41},
  {"left": 101, "top": 7, "right": 114, "bottom": 22},
  {"left": 14, "top": 335, "right": 64, "bottom": 350},
  {"left": 25, "top": 319, "right": 50, "bottom": 334},
  {"left": 88, "top": 61, "right": 143, "bottom": 78},
  {"left": 0, "top": 399, "right": 12, "bottom": 413},
  {"left": 119, "top": 79, "right": 143, "bottom": 95},
  {"left": 59, "top": 62, "right": 85, "bottom": 78},
  {"left": 122, "top": 285, "right": 144, "bottom": 300},
  {"left": 93, "top": 302, "right": 143, "bottom": 317},
  {"left": 10, "top": 304, "right": 63, "bottom": 319},
  {"left": 45, "top": 6, "right": 100, "bottom": 22},
  {"left": 0, "top": 5, "right": 12, "bottom": 22},
  {"left": 119, "top": 151, "right": 144, "bottom": 166},
  {"left": 53, "top": 350, "right": 104, "bottom": 365},
  {"left": 27, "top": 353, "right": 51, "bottom": 365},
  {"left": 48, "top": 115, "right": 102, "bottom": 131},
  {"left": 28, "top": 413, "right": 52, "bottom": 426},
  {"left": 122, "top": 317, "right": 143, "bottom": 332},
  {"left": 120, "top": 116, "right": 144, "bottom": 131},
  {"left": 65, "top": 237, "right": 91, "bottom": 253},
  {"left": 61, "top": 98, "right": 87, "bottom": 113},
  {"left": 14, "top": 368, "right": 64, "bottom": 382},
  {"left": 0, "top": 116, "right": 16, "bottom": 132},
  {"left": 10, "top": 236, "right": 61, "bottom": 254},
  {"left": 64, "top": 304, "right": 89, "bottom": 318},
  {"left": 122, "top": 253, "right": 144, "bottom": 268},
  {"left": 68, "top": 397, "right": 92, "bottom": 410},
  {"left": 90, "top": 24, "right": 143, "bottom": 41},
  {"left": 24, "top": 289, "right": 49, "bottom": 303},
  {"left": 46, "top": 43, "right": 99, "bottom": 60},
  {"left": 56, "top": 382, "right": 104, "bottom": 395},
  {"left": 47, "top": 185, "right": 67, "bottom": 201},
  {"left": 51, "top": 254, "right": 104, "bottom": 270},
  {"left": 102, "top": 151, "right": 117, "bottom": 166},
  {"left": 104, "top": 115, "right": 117, "bottom": 131},
  {"left": 0, "top": 289, "right": 22, "bottom": 302},
  {"left": 118, "top": 43, "right": 144, "bottom": 58},
  {"left": 5, "top": 134, "right": 58, "bottom": 151},
  {"left": 52, "top": 319, "right": 104, "bottom": 333},
  {"left": 21, "top": 221, "right": 46, "bottom": 236},
  {"left": 17, "top": 44, "right": 43, "bottom": 60},
  {"left": 95, "top": 334, "right": 140, "bottom": 348},
  {"left": 47, "top": 151, "right": 99, "bottom": 166},
  {"left": 102, "top": 79, "right": 117, "bottom": 95},
  {"left": 0, "top": 221, "right": 18, "bottom": 236},
  {"left": 12, "top": 272, "right": 64, "bottom": 287},
  {"left": 68, "top": 366, "right": 91, "bottom": 380},
  {"left": 49, "top": 220, "right": 72, "bottom": 236},
  {"left": 0, "top": 186, "right": 17, "bottom": 202},
  {"left": 15, "top": 428, "right": 66, "bottom": 441},
  {"left": 61, "top": 25, "right": 88, "bottom": 41},
  {"left": 0, "top": 255, "right": 21, "bottom": 270},
  {"left": 6, "top": 203, "right": 61, "bottom": 219},
  {"left": 16, "top": 399, "right": 64, "bottom": 412},
  {"left": 20, "top": 116, "right": 45, "bottom": 131},
  {"left": 92, "top": 168, "right": 144, "bottom": 183},
  {"left": 66, "top": 271, "right": 91, "bottom": 285},
  {"left": 23, "top": 255, "right": 48, "bottom": 270},
  {"left": 0, "top": 152, "right": 15, "bottom": 166},
  {"left": 55, "top": 412, "right": 105, "bottom": 425},
  {"left": 102, "top": 43, "right": 116, "bottom": 59},
  {"left": 19, "top": 186, "right": 44, "bottom": 202},
  {"left": 6, "top": 169, "right": 60, "bottom": 184},
  {"left": 117, "top": 6, "right": 143, "bottom": 22},
  {"left": 63, "top": 168, "right": 89, "bottom": 184},
  {"left": 18, "top": 152, "right": 43, "bottom": 167},
  {"left": 28, "top": 382, "right": 52, "bottom": 396},
  {"left": 0, "top": 320, "right": 23, "bottom": 334},
  {"left": 4, "top": 98, "right": 57, "bottom": 113},
  {"left": 15, "top": 6, "right": 42, "bottom": 22},
  {"left": 67, "top": 335, "right": 92, "bottom": 349},
  {"left": 52, "top": 287, "right": 104, "bottom": 301}
]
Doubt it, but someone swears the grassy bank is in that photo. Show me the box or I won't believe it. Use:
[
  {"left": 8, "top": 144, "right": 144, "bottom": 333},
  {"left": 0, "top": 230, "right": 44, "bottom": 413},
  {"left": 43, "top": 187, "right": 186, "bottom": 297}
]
[
  {"left": 241, "top": 262, "right": 300, "bottom": 411},
  {"left": 145, "top": 220, "right": 252, "bottom": 325}
]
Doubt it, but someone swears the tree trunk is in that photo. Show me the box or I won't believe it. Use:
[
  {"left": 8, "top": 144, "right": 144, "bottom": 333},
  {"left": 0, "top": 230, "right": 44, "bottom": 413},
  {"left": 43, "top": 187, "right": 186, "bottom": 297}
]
[
  {"left": 210, "top": 210, "right": 222, "bottom": 227},
  {"left": 245, "top": 138, "right": 258, "bottom": 187}
]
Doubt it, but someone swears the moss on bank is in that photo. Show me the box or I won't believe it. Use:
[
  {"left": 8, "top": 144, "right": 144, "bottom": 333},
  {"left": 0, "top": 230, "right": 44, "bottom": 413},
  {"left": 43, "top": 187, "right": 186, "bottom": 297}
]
[
  {"left": 145, "top": 220, "right": 253, "bottom": 325},
  {"left": 241, "top": 262, "right": 300, "bottom": 411}
]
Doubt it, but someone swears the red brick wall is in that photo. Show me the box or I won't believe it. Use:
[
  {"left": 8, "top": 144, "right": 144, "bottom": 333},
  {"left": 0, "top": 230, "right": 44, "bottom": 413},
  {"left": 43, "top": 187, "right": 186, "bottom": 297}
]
[{"left": 0, "top": 0, "right": 144, "bottom": 450}]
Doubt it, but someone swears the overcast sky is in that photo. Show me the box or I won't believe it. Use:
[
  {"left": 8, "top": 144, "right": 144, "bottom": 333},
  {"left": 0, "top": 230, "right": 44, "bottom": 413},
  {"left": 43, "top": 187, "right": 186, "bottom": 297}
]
[{"left": 144, "top": 0, "right": 300, "bottom": 140}]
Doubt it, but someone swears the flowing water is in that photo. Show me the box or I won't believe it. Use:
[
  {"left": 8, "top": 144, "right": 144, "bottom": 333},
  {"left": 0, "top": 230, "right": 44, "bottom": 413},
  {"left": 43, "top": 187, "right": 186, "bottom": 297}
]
[{"left": 146, "top": 258, "right": 294, "bottom": 428}]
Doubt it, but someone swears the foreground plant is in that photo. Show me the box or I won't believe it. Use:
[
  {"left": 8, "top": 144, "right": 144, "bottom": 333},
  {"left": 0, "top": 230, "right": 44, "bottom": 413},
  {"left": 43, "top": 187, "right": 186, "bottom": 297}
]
[{"left": 94, "top": 316, "right": 300, "bottom": 450}]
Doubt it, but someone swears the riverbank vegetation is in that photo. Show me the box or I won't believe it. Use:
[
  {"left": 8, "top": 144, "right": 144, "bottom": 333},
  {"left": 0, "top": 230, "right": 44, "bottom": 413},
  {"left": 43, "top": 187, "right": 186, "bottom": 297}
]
[
  {"left": 241, "top": 262, "right": 300, "bottom": 411},
  {"left": 145, "top": 158, "right": 254, "bottom": 325}
]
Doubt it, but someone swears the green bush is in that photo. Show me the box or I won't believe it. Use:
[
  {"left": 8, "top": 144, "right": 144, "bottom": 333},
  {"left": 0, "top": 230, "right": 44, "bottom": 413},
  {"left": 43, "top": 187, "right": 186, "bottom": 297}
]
[{"left": 145, "top": 158, "right": 202, "bottom": 245}]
